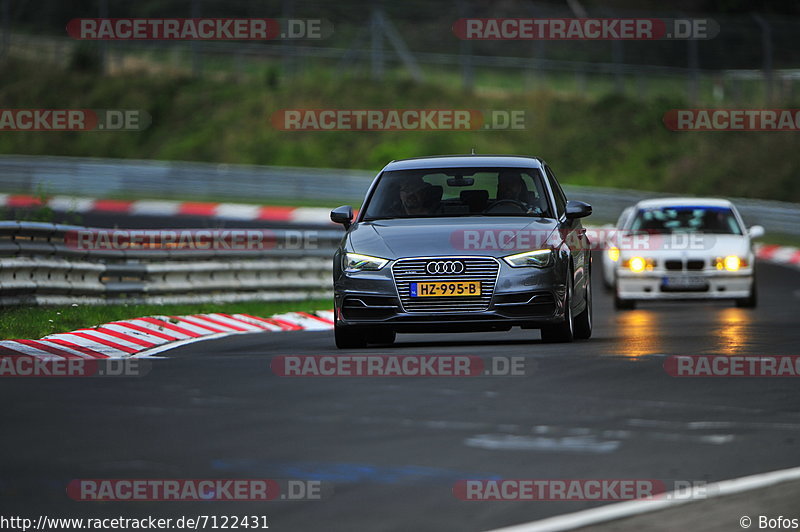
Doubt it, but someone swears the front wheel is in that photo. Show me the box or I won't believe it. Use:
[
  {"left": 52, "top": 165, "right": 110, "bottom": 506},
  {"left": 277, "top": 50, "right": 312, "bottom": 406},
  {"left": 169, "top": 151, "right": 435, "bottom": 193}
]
[
  {"left": 614, "top": 284, "right": 636, "bottom": 310},
  {"left": 573, "top": 274, "right": 592, "bottom": 340},
  {"left": 735, "top": 280, "right": 757, "bottom": 308},
  {"left": 540, "top": 270, "right": 574, "bottom": 343}
]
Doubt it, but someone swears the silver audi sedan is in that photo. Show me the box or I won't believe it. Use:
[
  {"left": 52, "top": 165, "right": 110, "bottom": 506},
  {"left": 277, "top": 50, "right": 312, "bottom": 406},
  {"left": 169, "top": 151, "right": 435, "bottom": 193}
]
[{"left": 329, "top": 155, "right": 593, "bottom": 348}]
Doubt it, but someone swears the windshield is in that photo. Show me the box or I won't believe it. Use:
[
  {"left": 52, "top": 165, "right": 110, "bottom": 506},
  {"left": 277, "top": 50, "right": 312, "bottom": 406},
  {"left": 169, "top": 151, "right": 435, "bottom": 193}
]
[
  {"left": 629, "top": 206, "right": 743, "bottom": 235},
  {"left": 361, "top": 167, "right": 554, "bottom": 220}
]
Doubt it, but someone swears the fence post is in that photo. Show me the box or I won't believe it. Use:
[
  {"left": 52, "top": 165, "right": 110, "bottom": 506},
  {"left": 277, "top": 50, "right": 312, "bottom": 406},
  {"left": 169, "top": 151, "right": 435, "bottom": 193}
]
[
  {"left": 371, "top": 2, "right": 384, "bottom": 80},
  {"left": 282, "top": 0, "right": 295, "bottom": 79},
  {"left": 0, "top": 0, "right": 9, "bottom": 61},
  {"left": 752, "top": 14, "right": 773, "bottom": 104},
  {"left": 191, "top": 0, "right": 201, "bottom": 77},
  {"left": 575, "top": 67, "right": 587, "bottom": 97},
  {"left": 612, "top": 40, "right": 624, "bottom": 93},
  {"left": 688, "top": 37, "right": 699, "bottom": 104},
  {"left": 458, "top": 0, "right": 474, "bottom": 92},
  {"left": 99, "top": 0, "right": 109, "bottom": 74}
]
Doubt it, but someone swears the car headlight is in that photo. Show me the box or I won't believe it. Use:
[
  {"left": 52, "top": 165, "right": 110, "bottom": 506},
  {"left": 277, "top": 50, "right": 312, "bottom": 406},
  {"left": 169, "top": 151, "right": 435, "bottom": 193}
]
[
  {"left": 623, "top": 256, "right": 655, "bottom": 273},
  {"left": 715, "top": 256, "right": 746, "bottom": 271},
  {"left": 343, "top": 252, "right": 389, "bottom": 272},
  {"left": 503, "top": 249, "right": 552, "bottom": 268},
  {"left": 607, "top": 246, "right": 620, "bottom": 262}
]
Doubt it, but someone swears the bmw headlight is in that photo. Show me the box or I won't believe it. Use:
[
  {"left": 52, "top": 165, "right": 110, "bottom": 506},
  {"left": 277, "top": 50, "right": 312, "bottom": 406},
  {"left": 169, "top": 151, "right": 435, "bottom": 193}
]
[
  {"left": 715, "top": 256, "right": 746, "bottom": 271},
  {"left": 503, "top": 249, "right": 553, "bottom": 268},
  {"left": 343, "top": 252, "right": 389, "bottom": 273}
]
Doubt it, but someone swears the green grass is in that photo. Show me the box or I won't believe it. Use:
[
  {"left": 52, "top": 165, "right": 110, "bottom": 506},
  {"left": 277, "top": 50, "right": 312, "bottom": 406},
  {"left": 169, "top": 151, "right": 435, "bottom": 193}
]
[
  {"left": 0, "top": 299, "right": 332, "bottom": 340},
  {"left": 1, "top": 58, "right": 800, "bottom": 202},
  {"left": 759, "top": 233, "right": 800, "bottom": 248}
]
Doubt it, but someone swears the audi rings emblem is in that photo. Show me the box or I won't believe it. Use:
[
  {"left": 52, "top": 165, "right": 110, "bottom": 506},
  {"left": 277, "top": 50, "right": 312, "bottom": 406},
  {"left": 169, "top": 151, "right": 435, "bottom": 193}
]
[{"left": 426, "top": 260, "right": 465, "bottom": 275}]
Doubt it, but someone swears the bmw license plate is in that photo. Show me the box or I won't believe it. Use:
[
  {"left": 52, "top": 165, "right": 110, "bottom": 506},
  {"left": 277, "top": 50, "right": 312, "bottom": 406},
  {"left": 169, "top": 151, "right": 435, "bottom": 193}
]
[
  {"left": 410, "top": 281, "right": 481, "bottom": 297},
  {"left": 661, "top": 276, "right": 708, "bottom": 291}
]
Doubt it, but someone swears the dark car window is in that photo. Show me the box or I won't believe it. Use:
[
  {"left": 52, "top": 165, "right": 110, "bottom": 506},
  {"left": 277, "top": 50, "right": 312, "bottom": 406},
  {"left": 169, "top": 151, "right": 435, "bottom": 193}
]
[
  {"left": 630, "top": 206, "right": 743, "bottom": 235},
  {"left": 617, "top": 207, "right": 634, "bottom": 229},
  {"left": 544, "top": 165, "right": 567, "bottom": 218},
  {"left": 362, "top": 167, "right": 554, "bottom": 220}
]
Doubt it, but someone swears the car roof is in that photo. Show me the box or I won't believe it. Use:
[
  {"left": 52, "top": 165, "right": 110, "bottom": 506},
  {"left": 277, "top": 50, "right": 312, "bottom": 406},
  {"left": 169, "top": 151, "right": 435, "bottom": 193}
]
[
  {"left": 382, "top": 155, "right": 545, "bottom": 171},
  {"left": 634, "top": 197, "right": 734, "bottom": 209}
]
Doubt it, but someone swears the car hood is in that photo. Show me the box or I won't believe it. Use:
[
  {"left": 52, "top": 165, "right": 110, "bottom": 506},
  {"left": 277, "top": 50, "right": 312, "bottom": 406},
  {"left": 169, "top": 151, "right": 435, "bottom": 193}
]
[{"left": 346, "top": 217, "right": 560, "bottom": 259}]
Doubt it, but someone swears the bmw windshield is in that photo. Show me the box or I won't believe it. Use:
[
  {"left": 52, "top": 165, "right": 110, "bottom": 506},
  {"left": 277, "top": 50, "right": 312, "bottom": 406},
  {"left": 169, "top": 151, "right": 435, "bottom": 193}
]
[
  {"left": 361, "top": 167, "right": 554, "bottom": 220},
  {"left": 629, "top": 206, "right": 744, "bottom": 235}
]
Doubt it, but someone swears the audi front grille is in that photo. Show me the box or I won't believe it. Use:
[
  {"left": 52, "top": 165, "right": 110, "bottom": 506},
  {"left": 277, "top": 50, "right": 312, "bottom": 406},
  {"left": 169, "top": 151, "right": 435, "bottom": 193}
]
[{"left": 391, "top": 257, "right": 500, "bottom": 313}]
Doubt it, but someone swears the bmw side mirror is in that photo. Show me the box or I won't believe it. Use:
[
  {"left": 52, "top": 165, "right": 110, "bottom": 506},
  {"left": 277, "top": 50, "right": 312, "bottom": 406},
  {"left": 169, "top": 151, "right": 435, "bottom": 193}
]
[
  {"left": 566, "top": 200, "right": 592, "bottom": 220},
  {"left": 748, "top": 225, "right": 765, "bottom": 239},
  {"left": 331, "top": 205, "right": 354, "bottom": 229}
]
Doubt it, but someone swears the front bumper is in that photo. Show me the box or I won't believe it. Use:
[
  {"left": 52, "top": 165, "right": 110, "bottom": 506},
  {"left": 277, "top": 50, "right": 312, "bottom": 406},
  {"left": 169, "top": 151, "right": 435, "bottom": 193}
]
[
  {"left": 616, "top": 269, "right": 753, "bottom": 300},
  {"left": 334, "top": 257, "right": 567, "bottom": 332}
]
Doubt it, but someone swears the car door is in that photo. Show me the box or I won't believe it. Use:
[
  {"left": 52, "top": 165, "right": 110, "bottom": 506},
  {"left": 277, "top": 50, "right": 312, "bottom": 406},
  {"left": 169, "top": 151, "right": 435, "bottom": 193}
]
[{"left": 544, "top": 164, "right": 589, "bottom": 297}]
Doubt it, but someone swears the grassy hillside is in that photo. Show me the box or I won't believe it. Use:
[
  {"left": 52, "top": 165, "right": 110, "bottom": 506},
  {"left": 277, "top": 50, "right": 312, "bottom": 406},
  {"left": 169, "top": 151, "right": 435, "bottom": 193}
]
[{"left": 1, "top": 59, "right": 799, "bottom": 202}]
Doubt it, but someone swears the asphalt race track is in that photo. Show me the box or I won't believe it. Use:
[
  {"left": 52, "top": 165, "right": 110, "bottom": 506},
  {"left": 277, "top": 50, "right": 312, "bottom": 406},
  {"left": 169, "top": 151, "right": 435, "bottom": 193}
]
[{"left": 2, "top": 262, "right": 800, "bottom": 531}]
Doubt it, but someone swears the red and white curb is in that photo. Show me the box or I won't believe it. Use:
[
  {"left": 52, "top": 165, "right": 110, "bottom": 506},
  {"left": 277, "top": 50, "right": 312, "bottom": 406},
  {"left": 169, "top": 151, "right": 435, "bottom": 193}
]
[
  {"left": 0, "top": 310, "right": 334, "bottom": 360},
  {"left": 755, "top": 243, "right": 800, "bottom": 268},
  {"left": 0, "top": 194, "right": 335, "bottom": 224}
]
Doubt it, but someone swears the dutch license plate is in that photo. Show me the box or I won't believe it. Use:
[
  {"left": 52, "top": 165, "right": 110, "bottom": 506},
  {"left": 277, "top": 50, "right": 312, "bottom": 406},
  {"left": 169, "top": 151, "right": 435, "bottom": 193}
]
[{"left": 410, "top": 281, "right": 481, "bottom": 297}]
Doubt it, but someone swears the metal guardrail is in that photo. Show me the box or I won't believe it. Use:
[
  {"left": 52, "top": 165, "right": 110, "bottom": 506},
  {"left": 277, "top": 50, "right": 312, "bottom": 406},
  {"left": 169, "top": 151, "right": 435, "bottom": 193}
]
[
  {"left": 564, "top": 185, "right": 800, "bottom": 235},
  {"left": 0, "top": 221, "right": 342, "bottom": 306},
  {"left": 0, "top": 155, "right": 375, "bottom": 201},
  {"left": 2, "top": 155, "right": 799, "bottom": 234}
]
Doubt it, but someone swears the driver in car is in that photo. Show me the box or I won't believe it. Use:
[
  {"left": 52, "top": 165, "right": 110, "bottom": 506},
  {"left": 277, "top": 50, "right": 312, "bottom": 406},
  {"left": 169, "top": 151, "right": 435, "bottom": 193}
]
[
  {"left": 496, "top": 171, "right": 529, "bottom": 203},
  {"left": 399, "top": 178, "right": 439, "bottom": 215}
]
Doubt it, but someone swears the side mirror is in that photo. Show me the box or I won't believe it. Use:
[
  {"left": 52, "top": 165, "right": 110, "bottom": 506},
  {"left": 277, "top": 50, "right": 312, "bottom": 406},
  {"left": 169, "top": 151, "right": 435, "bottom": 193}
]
[
  {"left": 748, "top": 225, "right": 765, "bottom": 239},
  {"left": 565, "top": 200, "right": 592, "bottom": 220},
  {"left": 330, "top": 205, "right": 354, "bottom": 229}
]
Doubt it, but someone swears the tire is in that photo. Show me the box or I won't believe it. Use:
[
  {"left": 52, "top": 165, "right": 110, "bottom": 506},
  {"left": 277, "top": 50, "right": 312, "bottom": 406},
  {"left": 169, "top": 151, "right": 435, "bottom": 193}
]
[
  {"left": 367, "top": 329, "right": 396, "bottom": 345},
  {"left": 573, "top": 273, "right": 592, "bottom": 340},
  {"left": 540, "top": 268, "right": 574, "bottom": 343},
  {"left": 335, "top": 324, "right": 367, "bottom": 349},
  {"left": 735, "top": 280, "right": 757, "bottom": 308},
  {"left": 614, "top": 283, "right": 635, "bottom": 310}
]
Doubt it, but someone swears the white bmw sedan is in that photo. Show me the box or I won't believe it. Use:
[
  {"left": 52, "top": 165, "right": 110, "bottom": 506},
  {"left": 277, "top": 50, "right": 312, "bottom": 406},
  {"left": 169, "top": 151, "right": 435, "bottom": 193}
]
[
  {"left": 602, "top": 206, "right": 634, "bottom": 290},
  {"left": 614, "top": 198, "right": 763, "bottom": 310}
]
